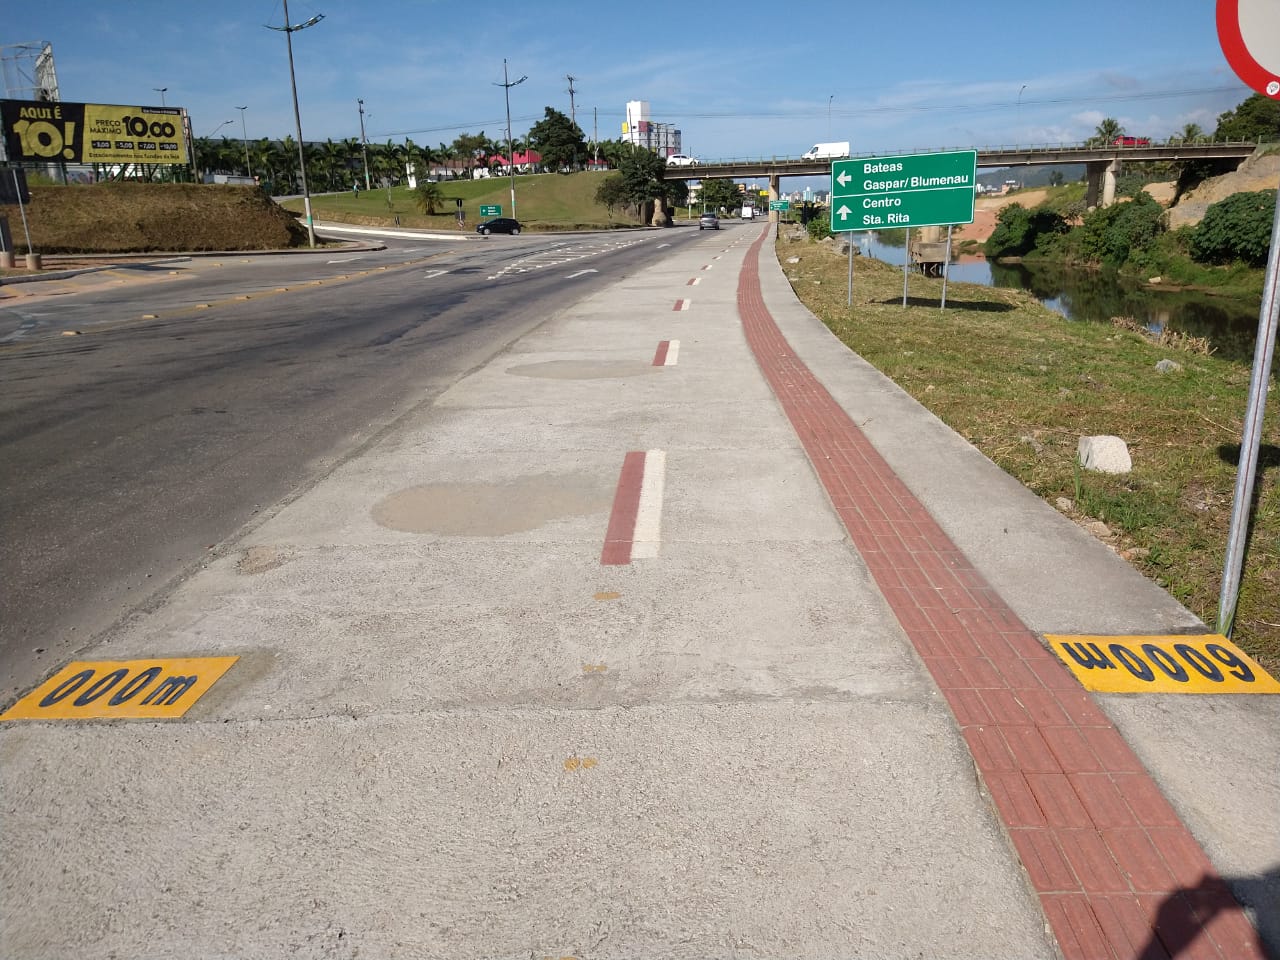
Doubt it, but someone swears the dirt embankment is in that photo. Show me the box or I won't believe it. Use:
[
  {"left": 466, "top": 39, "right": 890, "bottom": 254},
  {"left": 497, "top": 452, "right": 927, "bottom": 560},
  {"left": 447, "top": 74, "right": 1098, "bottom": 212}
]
[{"left": 0, "top": 182, "right": 309, "bottom": 254}]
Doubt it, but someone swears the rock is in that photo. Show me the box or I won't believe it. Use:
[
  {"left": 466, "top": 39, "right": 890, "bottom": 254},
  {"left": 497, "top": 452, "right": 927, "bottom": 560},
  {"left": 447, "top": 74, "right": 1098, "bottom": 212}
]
[
  {"left": 786, "top": 256, "right": 800, "bottom": 264},
  {"left": 1055, "top": 497, "right": 1074, "bottom": 512},
  {"left": 1085, "top": 520, "right": 1113, "bottom": 539},
  {"left": 1148, "top": 276, "right": 1162, "bottom": 284},
  {"left": 1155, "top": 359, "right": 1182, "bottom": 374},
  {"left": 1078, "top": 435, "right": 1132, "bottom": 474}
]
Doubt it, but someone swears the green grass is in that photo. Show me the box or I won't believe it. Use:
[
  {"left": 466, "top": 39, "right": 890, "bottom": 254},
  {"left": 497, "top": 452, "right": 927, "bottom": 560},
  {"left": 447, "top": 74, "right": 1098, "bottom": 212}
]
[
  {"left": 777, "top": 231, "right": 1279, "bottom": 671},
  {"left": 281, "top": 171, "right": 645, "bottom": 232}
]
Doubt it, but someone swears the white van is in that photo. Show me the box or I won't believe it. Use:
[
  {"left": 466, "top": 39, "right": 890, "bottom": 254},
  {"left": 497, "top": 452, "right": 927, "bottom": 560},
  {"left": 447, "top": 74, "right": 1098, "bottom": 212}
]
[{"left": 801, "top": 141, "right": 851, "bottom": 161}]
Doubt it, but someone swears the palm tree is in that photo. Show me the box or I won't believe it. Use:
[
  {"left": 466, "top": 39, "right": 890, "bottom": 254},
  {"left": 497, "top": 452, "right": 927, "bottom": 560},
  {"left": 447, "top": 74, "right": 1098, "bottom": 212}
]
[
  {"left": 1172, "top": 122, "right": 1204, "bottom": 144},
  {"left": 1088, "top": 117, "right": 1124, "bottom": 146},
  {"left": 413, "top": 181, "right": 445, "bottom": 215}
]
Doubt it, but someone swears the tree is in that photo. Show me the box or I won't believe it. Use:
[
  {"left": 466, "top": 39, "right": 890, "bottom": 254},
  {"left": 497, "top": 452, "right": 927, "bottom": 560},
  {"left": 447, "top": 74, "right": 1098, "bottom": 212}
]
[
  {"left": 698, "top": 178, "right": 740, "bottom": 212},
  {"left": 1048, "top": 170, "right": 1064, "bottom": 188},
  {"left": 1086, "top": 117, "right": 1123, "bottom": 146},
  {"left": 528, "top": 107, "right": 587, "bottom": 171},
  {"left": 615, "top": 146, "right": 687, "bottom": 223},
  {"left": 1171, "top": 123, "right": 1204, "bottom": 144},
  {"left": 594, "top": 173, "right": 628, "bottom": 216},
  {"left": 413, "top": 181, "right": 445, "bottom": 215},
  {"left": 1213, "top": 93, "right": 1280, "bottom": 142}
]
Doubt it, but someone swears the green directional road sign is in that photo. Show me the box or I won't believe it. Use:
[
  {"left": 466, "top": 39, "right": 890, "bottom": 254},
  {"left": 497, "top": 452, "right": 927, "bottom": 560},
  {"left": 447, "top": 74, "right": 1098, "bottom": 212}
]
[
  {"left": 830, "top": 150, "right": 976, "bottom": 232},
  {"left": 768, "top": 200, "right": 790, "bottom": 211},
  {"left": 479, "top": 204, "right": 502, "bottom": 216}
]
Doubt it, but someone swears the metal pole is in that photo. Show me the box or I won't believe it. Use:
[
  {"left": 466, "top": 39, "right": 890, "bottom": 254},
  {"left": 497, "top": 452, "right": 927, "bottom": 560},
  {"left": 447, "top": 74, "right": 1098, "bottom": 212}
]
[
  {"left": 282, "top": 0, "right": 316, "bottom": 247},
  {"left": 1217, "top": 183, "right": 1280, "bottom": 636},
  {"left": 12, "top": 169, "right": 33, "bottom": 254},
  {"left": 358, "top": 98, "right": 371, "bottom": 192},
  {"left": 503, "top": 60, "right": 517, "bottom": 217},
  {"left": 941, "top": 224, "right": 953, "bottom": 310},
  {"left": 847, "top": 231, "right": 854, "bottom": 306},
  {"left": 902, "top": 228, "right": 910, "bottom": 307},
  {"left": 237, "top": 106, "right": 251, "bottom": 178}
]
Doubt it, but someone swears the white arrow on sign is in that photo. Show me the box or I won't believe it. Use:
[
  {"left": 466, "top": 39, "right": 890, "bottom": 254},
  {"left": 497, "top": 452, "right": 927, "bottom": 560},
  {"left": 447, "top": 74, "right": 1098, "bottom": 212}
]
[
  {"left": 836, "top": 170, "right": 853, "bottom": 188},
  {"left": 836, "top": 205, "right": 853, "bottom": 221}
]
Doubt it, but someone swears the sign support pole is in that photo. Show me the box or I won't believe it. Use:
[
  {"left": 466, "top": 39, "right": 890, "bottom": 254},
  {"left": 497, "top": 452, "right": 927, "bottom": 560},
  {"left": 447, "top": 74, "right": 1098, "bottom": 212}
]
[
  {"left": 847, "top": 234, "right": 854, "bottom": 306},
  {"left": 941, "top": 224, "right": 953, "bottom": 311},
  {"left": 902, "top": 228, "right": 910, "bottom": 307},
  {"left": 1217, "top": 183, "right": 1280, "bottom": 635},
  {"left": 12, "top": 169, "right": 33, "bottom": 255}
]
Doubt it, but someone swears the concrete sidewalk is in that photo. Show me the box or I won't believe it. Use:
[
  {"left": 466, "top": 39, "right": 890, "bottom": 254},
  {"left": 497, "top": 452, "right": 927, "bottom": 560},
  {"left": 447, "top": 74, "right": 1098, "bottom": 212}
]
[{"left": 1, "top": 224, "right": 1275, "bottom": 959}]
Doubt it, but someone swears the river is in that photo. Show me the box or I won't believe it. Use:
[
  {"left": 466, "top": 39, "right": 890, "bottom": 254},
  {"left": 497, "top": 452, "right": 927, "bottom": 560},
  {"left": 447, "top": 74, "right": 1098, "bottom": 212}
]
[{"left": 856, "top": 231, "right": 1265, "bottom": 365}]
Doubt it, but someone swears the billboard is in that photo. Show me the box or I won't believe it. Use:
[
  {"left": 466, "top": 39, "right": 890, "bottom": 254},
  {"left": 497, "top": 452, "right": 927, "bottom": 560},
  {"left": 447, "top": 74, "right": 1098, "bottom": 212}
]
[{"left": 1, "top": 99, "right": 189, "bottom": 164}]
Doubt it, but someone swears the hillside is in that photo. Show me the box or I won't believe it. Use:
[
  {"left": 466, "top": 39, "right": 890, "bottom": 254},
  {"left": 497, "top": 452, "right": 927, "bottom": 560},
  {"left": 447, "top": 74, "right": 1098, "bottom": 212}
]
[
  {"left": 0, "top": 182, "right": 310, "bottom": 254},
  {"left": 279, "top": 170, "right": 645, "bottom": 232}
]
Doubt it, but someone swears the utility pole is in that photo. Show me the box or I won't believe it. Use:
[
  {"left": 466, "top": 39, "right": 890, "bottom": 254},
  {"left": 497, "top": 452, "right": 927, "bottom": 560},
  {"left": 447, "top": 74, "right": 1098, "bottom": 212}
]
[
  {"left": 494, "top": 60, "right": 527, "bottom": 218},
  {"left": 267, "top": 0, "right": 324, "bottom": 248},
  {"left": 357, "top": 98, "right": 371, "bottom": 192},
  {"left": 236, "top": 105, "right": 251, "bottom": 179},
  {"left": 593, "top": 106, "right": 599, "bottom": 165},
  {"left": 566, "top": 74, "right": 577, "bottom": 127}
]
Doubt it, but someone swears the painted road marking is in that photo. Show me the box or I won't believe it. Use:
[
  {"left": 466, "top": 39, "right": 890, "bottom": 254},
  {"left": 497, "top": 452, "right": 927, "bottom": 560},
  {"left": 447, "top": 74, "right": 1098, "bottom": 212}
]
[
  {"left": 566, "top": 269, "right": 598, "bottom": 279},
  {"left": 673, "top": 299, "right": 690, "bottom": 311},
  {"left": 657, "top": 243, "right": 671, "bottom": 249},
  {"left": 1046, "top": 634, "right": 1280, "bottom": 694},
  {"left": 601, "top": 450, "right": 666, "bottom": 565},
  {"left": 653, "top": 339, "right": 680, "bottom": 366},
  {"left": 1, "top": 657, "right": 240, "bottom": 721},
  {"left": 687, "top": 277, "right": 701, "bottom": 286},
  {"left": 630, "top": 450, "right": 666, "bottom": 559},
  {"left": 701, "top": 264, "right": 712, "bottom": 270},
  {"left": 327, "top": 257, "right": 362, "bottom": 264},
  {"left": 422, "top": 269, "right": 448, "bottom": 279}
]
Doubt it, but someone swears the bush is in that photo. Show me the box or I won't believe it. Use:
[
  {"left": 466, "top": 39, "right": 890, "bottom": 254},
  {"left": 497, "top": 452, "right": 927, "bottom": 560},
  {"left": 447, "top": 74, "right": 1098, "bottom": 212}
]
[
  {"left": 1073, "top": 191, "right": 1165, "bottom": 268},
  {"left": 807, "top": 213, "right": 831, "bottom": 240},
  {"left": 984, "top": 203, "right": 1068, "bottom": 259},
  {"left": 1190, "top": 189, "right": 1277, "bottom": 267}
]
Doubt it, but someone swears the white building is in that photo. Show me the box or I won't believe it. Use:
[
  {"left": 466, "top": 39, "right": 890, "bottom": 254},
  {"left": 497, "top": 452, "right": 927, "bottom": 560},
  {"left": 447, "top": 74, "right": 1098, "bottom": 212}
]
[{"left": 622, "top": 100, "right": 682, "bottom": 158}]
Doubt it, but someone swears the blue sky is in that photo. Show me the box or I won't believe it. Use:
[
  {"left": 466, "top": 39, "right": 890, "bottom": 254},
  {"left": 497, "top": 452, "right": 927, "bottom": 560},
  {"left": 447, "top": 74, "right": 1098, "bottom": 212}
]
[{"left": 2, "top": 0, "right": 1257, "bottom": 159}]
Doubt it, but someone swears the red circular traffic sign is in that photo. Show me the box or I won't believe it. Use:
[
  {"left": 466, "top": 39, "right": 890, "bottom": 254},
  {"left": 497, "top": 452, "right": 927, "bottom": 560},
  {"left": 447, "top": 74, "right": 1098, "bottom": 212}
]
[{"left": 1217, "top": 0, "right": 1280, "bottom": 98}]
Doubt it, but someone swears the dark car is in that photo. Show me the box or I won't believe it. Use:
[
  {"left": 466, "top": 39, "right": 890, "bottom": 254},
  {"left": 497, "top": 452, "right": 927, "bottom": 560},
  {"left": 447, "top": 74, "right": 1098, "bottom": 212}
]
[
  {"left": 699, "top": 212, "right": 720, "bottom": 230},
  {"left": 1112, "top": 136, "right": 1151, "bottom": 147},
  {"left": 476, "top": 217, "right": 522, "bottom": 235}
]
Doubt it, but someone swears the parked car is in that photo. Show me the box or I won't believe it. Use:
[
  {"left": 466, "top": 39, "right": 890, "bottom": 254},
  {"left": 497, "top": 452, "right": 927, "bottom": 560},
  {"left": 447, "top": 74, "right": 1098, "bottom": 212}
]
[
  {"left": 666, "top": 154, "right": 698, "bottom": 167},
  {"left": 476, "top": 217, "right": 522, "bottom": 235},
  {"left": 1112, "top": 136, "right": 1151, "bottom": 147},
  {"left": 699, "top": 211, "right": 720, "bottom": 230}
]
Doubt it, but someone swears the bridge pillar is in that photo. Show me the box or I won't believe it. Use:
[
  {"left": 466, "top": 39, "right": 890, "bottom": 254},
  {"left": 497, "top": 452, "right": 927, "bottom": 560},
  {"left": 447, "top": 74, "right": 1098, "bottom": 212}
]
[
  {"left": 1102, "top": 158, "right": 1121, "bottom": 208},
  {"left": 1085, "top": 159, "right": 1123, "bottom": 209},
  {"left": 768, "top": 174, "right": 781, "bottom": 222}
]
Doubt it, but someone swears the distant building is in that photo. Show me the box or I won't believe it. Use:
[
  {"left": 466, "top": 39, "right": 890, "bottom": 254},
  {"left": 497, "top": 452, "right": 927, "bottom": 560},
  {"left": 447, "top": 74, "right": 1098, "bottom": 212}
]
[{"left": 622, "top": 100, "right": 682, "bottom": 158}]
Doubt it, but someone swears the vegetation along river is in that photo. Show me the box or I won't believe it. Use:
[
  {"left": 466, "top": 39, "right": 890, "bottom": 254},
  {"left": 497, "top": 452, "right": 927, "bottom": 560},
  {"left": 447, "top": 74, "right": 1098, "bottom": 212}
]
[{"left": 857, "top": 231, "right": 1266, "bottom": 366}]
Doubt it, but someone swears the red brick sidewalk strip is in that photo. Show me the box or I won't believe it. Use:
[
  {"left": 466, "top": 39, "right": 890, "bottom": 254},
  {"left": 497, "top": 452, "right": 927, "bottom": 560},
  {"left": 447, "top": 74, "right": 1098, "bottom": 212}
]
[{"left": 736, "top": 228, "right": 1266, "bottom": 960}]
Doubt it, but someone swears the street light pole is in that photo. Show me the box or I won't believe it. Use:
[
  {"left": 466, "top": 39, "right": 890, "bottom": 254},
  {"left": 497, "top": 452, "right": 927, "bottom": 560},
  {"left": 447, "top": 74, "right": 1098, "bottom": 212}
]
[
  {"left": 828, "top": 94, "right": 834, "bottom": 139},
  {"left": 236, "top": 105, "right": 252, "bottom": 179},
  {"left": 192, "top": 120, "right": 233, "bottom": 181},
  {"left": 268, "top": 0, "right": 324, "bottom": 248},
  {"left": 153, "top": 87, "right": 167, "bottom": 107},
  {"left": 357, "top": 98, "right": 371, "bottom": 192},
  {"left": 1017, "top": 84, "right": 1027, "bottom": 188},
  {"left": 494, "top": 59, "right": 526, "bottom": 219}
]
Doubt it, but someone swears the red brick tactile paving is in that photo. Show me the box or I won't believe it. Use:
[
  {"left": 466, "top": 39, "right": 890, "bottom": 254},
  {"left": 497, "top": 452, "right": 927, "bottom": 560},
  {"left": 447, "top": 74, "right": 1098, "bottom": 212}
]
[{"left": 735, "top": 228, "right": 1267, "bottom": 960}]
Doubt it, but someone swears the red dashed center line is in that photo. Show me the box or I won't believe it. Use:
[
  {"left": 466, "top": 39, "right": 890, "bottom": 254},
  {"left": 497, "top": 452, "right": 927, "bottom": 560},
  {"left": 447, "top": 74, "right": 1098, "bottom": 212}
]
[
  {"left": 687, "top": 277, "right": 701, "bottom": 286},
  {"left": 673, "top": 299, "right": 690, "bottom": 311}
]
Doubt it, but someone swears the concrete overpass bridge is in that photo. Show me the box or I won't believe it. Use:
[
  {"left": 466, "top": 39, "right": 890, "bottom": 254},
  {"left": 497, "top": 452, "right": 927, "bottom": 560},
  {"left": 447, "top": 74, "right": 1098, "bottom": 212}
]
[{"left": 663, "top": 141, "right": 1264, "bottom": 216}]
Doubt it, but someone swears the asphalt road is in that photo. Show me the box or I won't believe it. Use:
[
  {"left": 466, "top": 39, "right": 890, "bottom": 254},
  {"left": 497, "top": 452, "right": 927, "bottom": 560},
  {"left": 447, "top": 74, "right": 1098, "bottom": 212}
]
[{"left": 0, "top": 226, "right": 708, "bottom": 702}]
